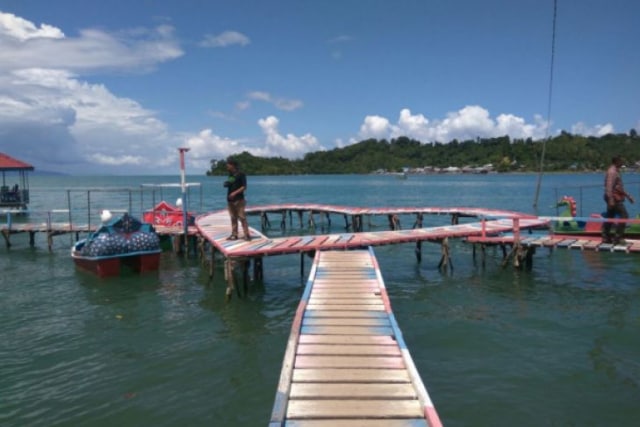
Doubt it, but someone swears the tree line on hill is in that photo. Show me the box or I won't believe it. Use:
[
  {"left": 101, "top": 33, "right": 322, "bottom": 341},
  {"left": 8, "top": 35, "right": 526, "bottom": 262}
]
[{"left": 207, "top": 130, "right": 640, "bottom": 175}]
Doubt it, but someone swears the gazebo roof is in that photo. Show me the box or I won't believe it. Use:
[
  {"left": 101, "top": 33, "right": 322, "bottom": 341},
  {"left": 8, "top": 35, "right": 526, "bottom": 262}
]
[{"left": 0, "top": 153, "right": 35, "bottom": 171}]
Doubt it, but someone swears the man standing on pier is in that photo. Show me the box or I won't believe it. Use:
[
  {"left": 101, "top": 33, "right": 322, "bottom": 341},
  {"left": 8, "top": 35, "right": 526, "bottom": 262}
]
[
  {"left": 224, "top": 157, "right": 251, "bottom": 241},
  {"left": 602, "top": 155, "right": 634, "bottom": 244}
]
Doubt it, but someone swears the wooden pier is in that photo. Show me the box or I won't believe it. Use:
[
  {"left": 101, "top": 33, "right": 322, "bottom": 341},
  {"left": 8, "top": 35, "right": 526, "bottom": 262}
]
[
  {"left": 467, "top": 233, "right": 640, "bottom": 254},
  {"left": 0, "top": 217, "right": 198, "bottom": 251},
  {"left": 269, "top": 248, "right": 442, "bottom": 427}
]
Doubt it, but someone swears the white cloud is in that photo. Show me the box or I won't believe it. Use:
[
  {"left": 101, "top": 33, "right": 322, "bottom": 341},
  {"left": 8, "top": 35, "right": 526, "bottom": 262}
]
[
  {"left": 0, "top": 13, "right": 182, "bottom": 73},
  {"left": 359, "top": 115, "right": 391, "bottom": 139},
  {"left": 257, "top": 116, "right": 324, "bottom": 158},
  {"left": 571, "top": 122, "right": 615, "bottom": 137},
  {"left": 358, "top": 106, "right": 549, "bottom": 144},
  {"left": 246, "top": 91, "right": 303, "bottom": 111},
  {"left": 181, "top": 116, "right": 324, "bottom": 166},
  {"left": 199, "top": 30, "right": 250, "bottom": 48},
  {"left": 327, "top": 35, "right": 353, "bottom": 44},
  {"left": 183, "top": 128, "right": 245, "bottom": 170},
  {"left": 0, "top": 12, "right": 183, "bottom": 174},
  {"left": 0, "top": 11, "right": 65, "bottom": 40}
]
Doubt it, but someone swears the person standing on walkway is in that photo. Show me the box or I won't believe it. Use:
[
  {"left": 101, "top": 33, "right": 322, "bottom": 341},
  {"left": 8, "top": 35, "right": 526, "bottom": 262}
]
[
  {"left": 224, "top": 157, "right": 251, "bottom": 241},
  {"left": 602, "top": 155, "right": 634, "bottom": 244}
]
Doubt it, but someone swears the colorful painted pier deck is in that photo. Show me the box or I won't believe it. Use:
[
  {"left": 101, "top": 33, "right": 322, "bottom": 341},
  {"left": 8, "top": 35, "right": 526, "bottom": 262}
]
[
  {"left": 269, "top": 248, "right": 442, "bottom": 427},
  {"left": 467, "top": 233, "right": 640, "bottom": 254},
  {"left": 195, "top": 205, "right": 549, "bottom": 259}
]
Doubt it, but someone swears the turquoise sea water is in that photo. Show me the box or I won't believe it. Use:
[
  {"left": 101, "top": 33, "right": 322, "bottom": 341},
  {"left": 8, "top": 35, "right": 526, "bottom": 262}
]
[{"left": 1, "top": 173, "right": 639, "bottom": 426}]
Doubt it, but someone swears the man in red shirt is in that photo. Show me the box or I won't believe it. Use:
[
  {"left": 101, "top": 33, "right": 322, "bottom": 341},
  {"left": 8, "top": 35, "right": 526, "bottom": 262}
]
[{"left": 602, "top": 155, "right": 635, "bottom": 244}]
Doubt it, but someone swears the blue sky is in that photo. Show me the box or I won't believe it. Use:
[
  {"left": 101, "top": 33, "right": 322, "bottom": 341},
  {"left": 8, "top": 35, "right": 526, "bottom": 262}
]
[{"left": 0, "top": 0, "right": 638, "bottom": 175}]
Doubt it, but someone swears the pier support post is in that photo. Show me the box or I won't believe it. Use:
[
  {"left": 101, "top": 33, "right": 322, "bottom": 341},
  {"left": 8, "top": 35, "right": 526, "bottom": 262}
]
[
  {"left": 242, "top": 260, "right": 250, "bottom": 295},
  {"left": 47, "top": 232, "right": 53, "bottom": 252},
  {"left": 413, "top": 213, "right": 423, "bottom": 229},
  {"left": 29, "top": 231, "right": 35, "bottom": 247},
  {"left": 415, "top": 240, "right": 422, "bottom": 263},
  {"left": 209, "top": 246, "right": 216, "bottom": 279},
  {"left": 438, "top": 237, "right": 452, "bottom": 272},
  {"left": 173, "top": 234, "right": 182, "bottom": 254},
  {"left": 352, "top": 215, "right": 361, "bottom": 232},
  {"left": 253, "top": 257, "right": 263, "bottom": 282},
  {"left": 198, "top": 236, "right": 206, "bottom": 263},
  {"left": 261, "top": 212, "right": 271, "bottom": 230},
  {"left": 224, "top": 258, "right": 235, "bottom": 301},
  {"left": 1, "top": 229, "right": 11, "bottom": 248},
  {"left": 524, "top": 246, "right": 535, "bottom": 270},
  {"left": 308, "top": 211, "right": 315, "bottom": 229},
  {"left": 388, "top": 214, "right": 400, "bottom": 230}
]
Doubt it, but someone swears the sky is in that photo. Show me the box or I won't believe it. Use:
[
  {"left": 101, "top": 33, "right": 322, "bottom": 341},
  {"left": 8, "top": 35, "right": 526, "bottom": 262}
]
[{"left": 0, "top": 0, "right": 638, "bottom": 175}]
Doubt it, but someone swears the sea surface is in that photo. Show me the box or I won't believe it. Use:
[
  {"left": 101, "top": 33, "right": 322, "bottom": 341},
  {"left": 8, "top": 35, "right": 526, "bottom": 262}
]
[{"left": 1, "top": 172, "right": 639, "bottom": 427}]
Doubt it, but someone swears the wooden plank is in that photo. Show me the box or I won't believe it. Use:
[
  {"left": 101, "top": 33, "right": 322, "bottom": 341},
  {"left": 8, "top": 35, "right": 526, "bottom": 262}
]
[
  {"left": 304, "top": 310, "right": 388, "bottom": 319},
  {"left": 289, "top": 383, "right": 417, "bottom": 399},
  {"left": 299, "top": 334, "right": 397, "bottom": 346},
  {"left": 302, "top": 317, "right": 390, "bottom": 327},
  {"left": 311, "top": 286, "right": 380, "bottom": 292},
  {"left": 311, "top": 282, "right": 380, "bottom": 286},
  {"left": 286, "top": 399, "right": 424, "bottom": 419},
  {"left": 306, "top": 304, "right": 385, "bottom": 311},
  {"left": 317, "top": 262, "right": 370, "bottom": 266},
  {"left": 292, "top": 368, "right": 411, "bottom": 383},
  {"left": 307, "top": 298, "right": 382, "bottom": 305},
  {"left": 309, "top": 290, "right": 381, "bottom": 297},
  {"left": 297, "top": 344, "right": 401, "bottom": 356},
  {"left": 284, "top": 420, "right": 428, "bottom": 427},
  {"left": 295, "top": 355, "right": 404, "bottom": 369},
  {"left": 300, "top": 325, "right": 393, "bottom": 336}
]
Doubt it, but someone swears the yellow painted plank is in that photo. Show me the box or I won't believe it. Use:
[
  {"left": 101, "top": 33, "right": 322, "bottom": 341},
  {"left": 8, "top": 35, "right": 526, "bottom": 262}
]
[
  {"left": 292, "top": 368, "right": 410, "bottom": 383},
  {"left": 300, "top": 325, "right": 393, "bottom": 335},
  {"left": 298, "top": 334, "right": 397, "bottom": 346},
  {"left": 286, "top": 399, "right": 424, "bottom": 419},
  {"left": 313, "top": 279, "right": 379, "bottom": 285},
  {"left": 308, "top": 298, "right": 382, "bottom": 305},
  {"left": 311, "top": 287, "right": 378, "bottom": 292},
  {"left": 304, "top": 310, "right": 387, "bottom": 319},
  {"left": 295, "top": 355, "right": 404, "bottom": 369},
  {"left": 283, "top": 420, "right": 427, "bottom": 427},
  {"left": 289, "top": 383, "right": 417, "bottom": 399},
  {"left": 303, "top": 318, "right": 390, "bottom": 327},
  {"left": 306, "top": 304, "right": 385, "bottom": 311},
  {"left": 297, "top": 344, "right": 401, "bottom": 356}
]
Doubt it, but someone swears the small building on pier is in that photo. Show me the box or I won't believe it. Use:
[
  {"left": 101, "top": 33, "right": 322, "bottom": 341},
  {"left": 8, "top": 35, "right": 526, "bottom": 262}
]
[{"left": 0, "top": 152, "right": 34, "bottom": 213}]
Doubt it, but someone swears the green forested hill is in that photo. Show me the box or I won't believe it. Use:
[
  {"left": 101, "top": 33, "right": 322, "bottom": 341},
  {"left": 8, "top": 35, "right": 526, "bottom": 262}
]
[{"left": 207, "top": 131, "right": 640, "bottom": 175}]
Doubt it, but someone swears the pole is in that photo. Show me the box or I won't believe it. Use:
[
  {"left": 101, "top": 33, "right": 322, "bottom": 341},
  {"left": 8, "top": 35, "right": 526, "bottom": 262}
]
[
  {"left": 178, "top": 147, "right": 190, "bottom": 252},
  {"left": 533, "top": 0, "right": 558, "bottom": 210}
]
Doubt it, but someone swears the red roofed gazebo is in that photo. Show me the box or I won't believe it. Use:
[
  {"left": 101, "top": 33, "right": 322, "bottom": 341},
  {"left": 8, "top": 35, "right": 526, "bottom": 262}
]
[{"left": 0, "top": 152, "right": 34, "bottom": 211}]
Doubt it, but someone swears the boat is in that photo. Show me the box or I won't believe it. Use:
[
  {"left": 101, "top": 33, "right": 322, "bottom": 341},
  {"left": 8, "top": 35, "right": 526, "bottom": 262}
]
[
  {"left": 553, "top": 195, "right": 640, "bottom": 238},
  {"left": 71, "top": 211, "right": 161, "bottom": 277},
  {"left": 0, "top": 152, "right": 34, "bottom": 214},
  {"left": 142, "top": 199, "right": 195, "bottom": 227}
]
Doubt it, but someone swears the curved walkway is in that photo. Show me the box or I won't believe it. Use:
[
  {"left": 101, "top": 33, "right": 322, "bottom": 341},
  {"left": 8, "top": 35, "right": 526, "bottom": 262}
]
[{"left": 195, "top": 204, "right": 548, "bottom": 259}]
